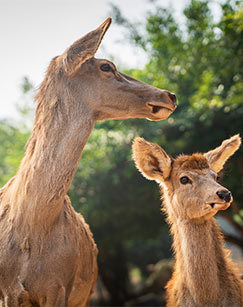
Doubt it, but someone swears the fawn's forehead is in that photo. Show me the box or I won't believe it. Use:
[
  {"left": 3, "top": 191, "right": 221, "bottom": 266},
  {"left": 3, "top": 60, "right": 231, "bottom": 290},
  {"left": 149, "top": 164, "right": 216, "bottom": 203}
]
[{"left": 174, "top": 153, "right": 210, "bottom": 172}]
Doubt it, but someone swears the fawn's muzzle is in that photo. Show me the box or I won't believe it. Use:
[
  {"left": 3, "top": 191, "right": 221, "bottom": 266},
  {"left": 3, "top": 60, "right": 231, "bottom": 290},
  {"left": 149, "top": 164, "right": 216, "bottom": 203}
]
[{"left": 216, "top": 190, "right": 232, "bottom": 203}]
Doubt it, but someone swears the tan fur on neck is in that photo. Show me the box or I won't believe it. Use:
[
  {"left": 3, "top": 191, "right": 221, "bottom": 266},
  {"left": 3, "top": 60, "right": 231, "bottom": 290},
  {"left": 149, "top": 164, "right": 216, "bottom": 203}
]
[
  {"left": 0, "top": 19, "right": 177, "bottom": 305},
  {"left": 132, "top": 136, "right": 243, "bottom": 307}
]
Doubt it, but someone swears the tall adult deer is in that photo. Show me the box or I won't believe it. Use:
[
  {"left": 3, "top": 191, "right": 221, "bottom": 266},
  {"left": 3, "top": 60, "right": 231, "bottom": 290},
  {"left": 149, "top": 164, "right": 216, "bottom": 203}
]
[
  {"left": 132, "top": 135, "right": 243, "bottom": 306},
  {"left": 0, "top": 18, "right": 176, "bottom": 306}
]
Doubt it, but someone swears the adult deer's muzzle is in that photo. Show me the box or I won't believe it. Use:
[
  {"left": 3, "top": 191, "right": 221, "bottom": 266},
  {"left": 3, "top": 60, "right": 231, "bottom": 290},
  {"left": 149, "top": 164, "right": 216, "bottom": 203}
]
[{"left": 146, "top": 90, "right": 177, "bottom": 121}]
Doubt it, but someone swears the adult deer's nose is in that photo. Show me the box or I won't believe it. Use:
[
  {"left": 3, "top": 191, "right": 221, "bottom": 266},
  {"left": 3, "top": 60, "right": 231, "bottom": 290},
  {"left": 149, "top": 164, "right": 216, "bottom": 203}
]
[
  {"left": 216, "top": 189, "right": 232, "bottom": 203},
  {"left": 168, "top": 92, "right": 177, "bottom": 107}
]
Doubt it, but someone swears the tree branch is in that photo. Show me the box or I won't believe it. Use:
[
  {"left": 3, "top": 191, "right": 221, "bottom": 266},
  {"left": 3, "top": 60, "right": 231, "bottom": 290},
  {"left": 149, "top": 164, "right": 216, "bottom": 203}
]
[{"left": 223, "top": 233, "right": 243, "bottom": 250}]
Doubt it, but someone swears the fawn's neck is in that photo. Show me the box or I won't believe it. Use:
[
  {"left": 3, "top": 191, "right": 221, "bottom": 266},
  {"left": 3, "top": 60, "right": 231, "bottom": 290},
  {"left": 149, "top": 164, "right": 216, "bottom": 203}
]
[{"left": 171, "top": 217, "right": 227, "bottom": 304}]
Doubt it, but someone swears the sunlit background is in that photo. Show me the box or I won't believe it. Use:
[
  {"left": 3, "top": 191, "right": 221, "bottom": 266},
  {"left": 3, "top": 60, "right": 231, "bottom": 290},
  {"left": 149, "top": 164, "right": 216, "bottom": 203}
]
[{"left": 1, "top": 0, "right": 223, "bottom": 121}]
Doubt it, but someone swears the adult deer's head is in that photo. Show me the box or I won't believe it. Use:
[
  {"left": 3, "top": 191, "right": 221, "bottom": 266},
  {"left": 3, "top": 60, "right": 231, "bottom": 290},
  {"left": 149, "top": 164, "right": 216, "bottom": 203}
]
[
  {"left": 132, "top": 135, "right": 241, "bottom": 221},
  {"left": 38, "top": 18, "right": 176, "bottom": 122}
]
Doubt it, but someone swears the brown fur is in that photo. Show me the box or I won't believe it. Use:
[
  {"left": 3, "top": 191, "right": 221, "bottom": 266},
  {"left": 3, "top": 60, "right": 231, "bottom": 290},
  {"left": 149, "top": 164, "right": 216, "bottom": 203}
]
[
  {"left": 132, "top": 136, "right": 243, "bottom": 307},
  {"left": 0, "top": 19, "right": 176, "bottom": 306},
  {"left": 177, "top": 153, "right": 209, "bottom": 170}
]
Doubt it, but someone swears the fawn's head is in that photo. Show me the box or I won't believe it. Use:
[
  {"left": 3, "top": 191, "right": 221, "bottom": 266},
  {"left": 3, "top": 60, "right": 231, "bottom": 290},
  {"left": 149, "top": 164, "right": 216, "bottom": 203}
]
[
  {"left": 132, "top": 135, "right": 241, "bottom": 221},
  {"left": 37, "top": 18, "right": 176, "bottom": 122}
]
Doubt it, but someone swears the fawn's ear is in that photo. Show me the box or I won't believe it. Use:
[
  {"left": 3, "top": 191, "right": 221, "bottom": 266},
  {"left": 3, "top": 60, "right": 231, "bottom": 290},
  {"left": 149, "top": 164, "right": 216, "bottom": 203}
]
[
  {"left": 132, "top": 137, "right": 172, "bottom": 182},
  {"left": 204, "top": 134, "right": 241, "bottom": 173},
  {"left": 63, "top": 17, "right": 112, "bottom": 75}
]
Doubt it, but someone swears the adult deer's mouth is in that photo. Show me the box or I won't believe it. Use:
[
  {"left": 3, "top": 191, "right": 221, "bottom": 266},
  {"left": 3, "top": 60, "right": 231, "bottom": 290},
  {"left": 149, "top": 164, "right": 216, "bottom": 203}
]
[
  {"left": 148, "top": 102, "right": 175, "bottom": 113},
  {"left": 147, "top": 102, "right": 176, "bottom": 120}
]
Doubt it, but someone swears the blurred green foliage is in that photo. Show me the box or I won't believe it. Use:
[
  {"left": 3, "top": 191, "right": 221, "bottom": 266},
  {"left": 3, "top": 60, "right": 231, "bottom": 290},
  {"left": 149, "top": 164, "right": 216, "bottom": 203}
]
[
  {"left": 0, "top": 121, "right": 29, "bottom": 186},
  {"left": 0, "top": 0, "right": 242, "bottom": 305}
]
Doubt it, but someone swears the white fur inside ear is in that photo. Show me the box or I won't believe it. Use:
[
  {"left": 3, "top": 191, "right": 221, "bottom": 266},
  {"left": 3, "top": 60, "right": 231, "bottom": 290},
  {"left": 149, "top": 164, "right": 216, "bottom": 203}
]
[{"left": 204, "top": 134, "right": 241, "bottom": 173}]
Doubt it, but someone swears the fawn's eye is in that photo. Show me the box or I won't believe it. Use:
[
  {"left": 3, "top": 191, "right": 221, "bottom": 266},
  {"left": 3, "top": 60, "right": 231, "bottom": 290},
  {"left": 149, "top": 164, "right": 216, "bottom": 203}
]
[
  {"left": 100, "top": 63, "right": 113, "bottom": 72},
  {"left": 180, "top": 176, "right": 191, "bottom": 185}
]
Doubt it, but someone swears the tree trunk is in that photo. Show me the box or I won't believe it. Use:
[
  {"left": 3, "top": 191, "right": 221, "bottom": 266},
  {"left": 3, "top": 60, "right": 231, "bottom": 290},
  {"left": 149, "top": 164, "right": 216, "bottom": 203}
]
[{"left": 98, "top": 242, "right": 131, "bottom": 306}]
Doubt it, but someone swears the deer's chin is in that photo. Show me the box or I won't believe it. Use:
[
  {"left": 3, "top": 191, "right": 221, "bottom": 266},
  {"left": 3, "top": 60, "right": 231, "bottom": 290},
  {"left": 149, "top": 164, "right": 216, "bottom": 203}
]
[{"left": 146, "top": 107, "right": 174, "bottom": 121}]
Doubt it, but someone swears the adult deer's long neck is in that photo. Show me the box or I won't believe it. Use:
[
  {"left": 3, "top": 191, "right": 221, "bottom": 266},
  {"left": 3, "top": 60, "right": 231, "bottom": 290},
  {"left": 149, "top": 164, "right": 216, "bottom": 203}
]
[
  {"left": 170, "top": 217, "right": 227, "bottom": 304},
  {"left": 8, "top": 69, "right": 95, "bottom": 228}
]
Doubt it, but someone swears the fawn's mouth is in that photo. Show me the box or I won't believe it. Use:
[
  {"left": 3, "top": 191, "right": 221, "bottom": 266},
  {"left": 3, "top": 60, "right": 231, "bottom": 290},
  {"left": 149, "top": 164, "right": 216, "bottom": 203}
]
[{"left": 209, "top": 202, "right": 230, "bottom": 210}]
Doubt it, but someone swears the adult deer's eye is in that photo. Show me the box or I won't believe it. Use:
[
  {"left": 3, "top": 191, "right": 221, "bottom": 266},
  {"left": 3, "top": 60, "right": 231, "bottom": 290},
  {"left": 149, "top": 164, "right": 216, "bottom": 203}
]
[
  {"left": 216, "top": 175, "right": 220, "bottom": 181},
  {"left": 100, "top": 63, "right": 113, "bottom": 72},
  {"left": 180, "top": 176, "right": 191, "bottom": 184}
]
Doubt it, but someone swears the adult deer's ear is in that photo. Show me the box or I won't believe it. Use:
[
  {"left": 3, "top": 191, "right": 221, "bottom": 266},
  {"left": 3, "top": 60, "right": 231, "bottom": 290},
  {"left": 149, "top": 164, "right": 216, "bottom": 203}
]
[
  {"left": 204, "top": 134, "right": 241, "bottom": 173},
  {"left": 132, "top": 137, "right": 172, "bottom": 182},
  {"left": 63, "top": 17, "right": 112, "bottom": 75}
]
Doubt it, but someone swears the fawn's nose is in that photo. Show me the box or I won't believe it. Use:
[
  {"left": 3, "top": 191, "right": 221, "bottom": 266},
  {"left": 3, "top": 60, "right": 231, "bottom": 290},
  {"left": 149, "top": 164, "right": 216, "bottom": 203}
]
[
  {"left": 216, "top": 189, "right": 232, "bottom": 203},
  {"left": 168, "top": 92, "right": 177, "bottom": 107}
]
